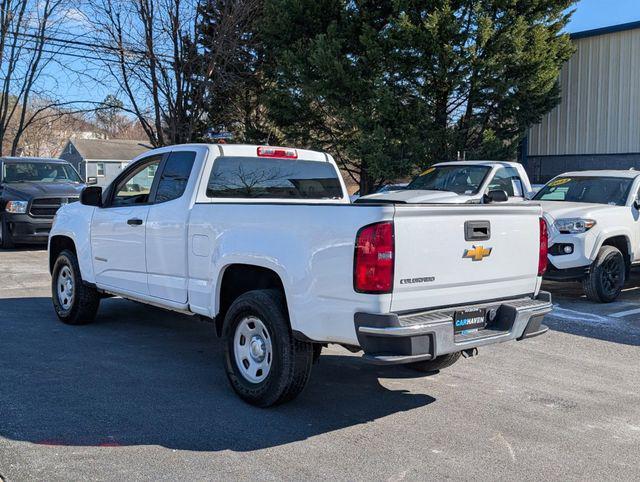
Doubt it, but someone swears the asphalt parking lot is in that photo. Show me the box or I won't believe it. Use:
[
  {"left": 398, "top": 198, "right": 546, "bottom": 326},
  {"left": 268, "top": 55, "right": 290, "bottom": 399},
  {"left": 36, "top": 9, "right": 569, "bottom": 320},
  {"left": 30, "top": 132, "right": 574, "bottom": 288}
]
[{"left": 1, "top": 249, "right": 639, "bottom": 481}]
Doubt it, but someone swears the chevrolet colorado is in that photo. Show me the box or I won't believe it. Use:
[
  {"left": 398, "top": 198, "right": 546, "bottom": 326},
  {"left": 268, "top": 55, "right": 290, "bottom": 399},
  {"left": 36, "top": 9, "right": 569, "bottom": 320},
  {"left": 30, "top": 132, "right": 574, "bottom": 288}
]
[{"left": 48, "top": 144, "right": 552, "bottom": 406}]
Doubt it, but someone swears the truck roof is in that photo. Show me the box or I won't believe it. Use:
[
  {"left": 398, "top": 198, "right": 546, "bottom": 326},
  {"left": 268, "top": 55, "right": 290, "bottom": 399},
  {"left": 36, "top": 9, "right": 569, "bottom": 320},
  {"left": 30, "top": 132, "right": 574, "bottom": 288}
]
[
  {"left": 434, "top": 160, "right": 521, "bottom": 168},
  {"left": 139, "top": 143, "right": 331, "bottom": 163},
  {"left": 555, "top": 169, "right": 640, "bottom": 179},
  {"left": 0, "top": 156, "right": 69, "bottom": 163}
]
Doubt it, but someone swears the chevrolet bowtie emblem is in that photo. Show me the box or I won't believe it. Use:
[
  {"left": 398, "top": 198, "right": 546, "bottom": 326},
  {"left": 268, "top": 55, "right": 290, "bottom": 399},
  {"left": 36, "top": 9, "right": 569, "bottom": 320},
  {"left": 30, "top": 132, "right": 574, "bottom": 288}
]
[{"left": 463, "top": 245, "right": 492, "bottom": 261}]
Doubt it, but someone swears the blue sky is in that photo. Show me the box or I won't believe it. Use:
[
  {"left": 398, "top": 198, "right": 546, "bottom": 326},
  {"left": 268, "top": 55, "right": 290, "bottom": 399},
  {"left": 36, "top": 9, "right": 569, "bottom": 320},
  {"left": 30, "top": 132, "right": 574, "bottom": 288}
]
[
  {"left": 567, "top": 0, "right": 640, "bottom": 33},
  {"left": 40, "top": 1, "right": 640, "bottom": 109}
]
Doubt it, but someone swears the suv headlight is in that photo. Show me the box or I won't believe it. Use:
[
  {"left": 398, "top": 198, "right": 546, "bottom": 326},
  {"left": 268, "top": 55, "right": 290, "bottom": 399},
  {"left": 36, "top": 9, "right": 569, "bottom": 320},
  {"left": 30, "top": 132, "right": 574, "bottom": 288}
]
[
  {"left": 554, "top": 218, "right": 596, "bottom": 234},
  {"left": 5, "top": 200, "right": 28, "bottom": 214}
]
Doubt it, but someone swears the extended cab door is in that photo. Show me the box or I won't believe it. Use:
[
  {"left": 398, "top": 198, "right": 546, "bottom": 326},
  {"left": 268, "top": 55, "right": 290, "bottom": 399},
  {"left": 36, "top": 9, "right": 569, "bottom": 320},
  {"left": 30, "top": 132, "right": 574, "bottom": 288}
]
[
  {"left": 91, "top": 155, "right": 163, "bottom": 295},
  {"left": 145, "top": 150, "right": 198, "bottom": 303}
]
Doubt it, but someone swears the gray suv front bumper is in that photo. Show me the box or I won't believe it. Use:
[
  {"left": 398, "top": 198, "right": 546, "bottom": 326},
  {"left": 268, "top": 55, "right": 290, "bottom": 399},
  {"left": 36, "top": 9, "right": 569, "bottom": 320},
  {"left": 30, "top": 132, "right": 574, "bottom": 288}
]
[{"left": 354, "top": 291, "right": 553, "bottom": 365}]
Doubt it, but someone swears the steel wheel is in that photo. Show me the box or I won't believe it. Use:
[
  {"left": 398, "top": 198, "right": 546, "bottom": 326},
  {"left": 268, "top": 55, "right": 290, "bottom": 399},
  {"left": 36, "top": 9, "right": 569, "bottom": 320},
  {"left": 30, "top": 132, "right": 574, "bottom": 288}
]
[
  {"left": 233, "top": 315, "right": 273, "bottom": 384},
  {"left": 56, "top": 265, "right": 75, "bottom": 311}
]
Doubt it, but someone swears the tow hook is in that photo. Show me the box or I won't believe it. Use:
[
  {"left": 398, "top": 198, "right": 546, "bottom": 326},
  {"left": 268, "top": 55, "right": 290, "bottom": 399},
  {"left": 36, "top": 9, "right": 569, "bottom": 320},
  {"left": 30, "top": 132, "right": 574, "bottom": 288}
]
[{"left": 462, "top": 347, "right": 478, "bottom": 358}]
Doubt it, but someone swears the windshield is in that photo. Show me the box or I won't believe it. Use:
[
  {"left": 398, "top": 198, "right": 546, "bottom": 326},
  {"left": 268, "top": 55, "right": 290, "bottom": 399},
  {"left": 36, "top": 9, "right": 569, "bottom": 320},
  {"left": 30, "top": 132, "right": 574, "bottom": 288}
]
[
  {"left": 406, "top": 165, "right": 491, "bottom": 195},
  {"left": 2, "top": 162, "right": 82, "bottom": 183},
  {"left": 533, "top": 176, "right": 632, "bottom": 206}
]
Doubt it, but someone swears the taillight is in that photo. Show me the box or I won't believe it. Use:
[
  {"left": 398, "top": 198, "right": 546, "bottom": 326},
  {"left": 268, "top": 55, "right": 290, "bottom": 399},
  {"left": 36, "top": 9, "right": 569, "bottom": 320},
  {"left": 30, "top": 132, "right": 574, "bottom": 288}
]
[
  {"left": 354, "top": 221, "right": 394, "bottom": 293},
  {"left": 538, "top": 217, "right": 548, "bottom": 276},
  {"left": 257, "top": 146, "right": 297, "bottom": 158}
]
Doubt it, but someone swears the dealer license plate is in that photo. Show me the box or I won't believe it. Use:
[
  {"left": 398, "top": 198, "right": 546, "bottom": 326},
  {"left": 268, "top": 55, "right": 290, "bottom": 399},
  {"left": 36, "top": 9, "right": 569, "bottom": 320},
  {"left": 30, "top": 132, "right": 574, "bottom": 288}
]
[{"left": 454, "top": 308, "right": 487, "bottom": 334}]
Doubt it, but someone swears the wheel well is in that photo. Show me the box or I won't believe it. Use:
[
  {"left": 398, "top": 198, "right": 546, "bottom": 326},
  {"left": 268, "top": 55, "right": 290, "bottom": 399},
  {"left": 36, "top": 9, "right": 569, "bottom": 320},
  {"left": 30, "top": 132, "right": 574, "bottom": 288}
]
[
  {"left": 602, "top": 236, "right": 631, "bottom": 267},
  {"left": 215, "top": 264, "right": 286, "bottom": 337},
  {"left": 49, "top": 235, "right": 76, "bottom": 273}
]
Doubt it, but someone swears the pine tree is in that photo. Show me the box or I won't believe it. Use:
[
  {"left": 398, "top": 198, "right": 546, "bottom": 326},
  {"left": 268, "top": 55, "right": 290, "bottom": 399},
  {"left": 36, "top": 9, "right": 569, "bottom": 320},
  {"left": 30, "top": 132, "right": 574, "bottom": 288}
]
[
  {"left": 261, "top": 0, "right": 575, "bottom": 193},
  {"left": 195, "top": 0, "right": 266, "bottom": 142}
]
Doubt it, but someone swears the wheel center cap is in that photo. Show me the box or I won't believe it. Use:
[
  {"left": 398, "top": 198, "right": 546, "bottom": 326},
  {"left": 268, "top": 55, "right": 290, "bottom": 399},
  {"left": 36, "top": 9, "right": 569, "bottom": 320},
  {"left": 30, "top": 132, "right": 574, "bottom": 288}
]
[{"left": 249, "top": 336, "right": 266, "bottom": 362}]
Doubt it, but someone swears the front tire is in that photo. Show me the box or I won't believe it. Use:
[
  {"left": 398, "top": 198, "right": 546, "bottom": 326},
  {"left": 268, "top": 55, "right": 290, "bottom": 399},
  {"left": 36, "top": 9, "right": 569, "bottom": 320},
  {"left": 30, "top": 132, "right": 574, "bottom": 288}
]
[
  {"left": 51, "top": 249, "right": 100, "bottom": 325},
  {"left": 407, "top": 351, "right": 462, "bottom": 373},
  {"left": 0, "top": 215, "right": 15, "bottom": 249},
  {"left": 582, "top": 246, "right": 625, "bottom": 303},
  {"left": 223, "top": 289, "right": 314, "bottom": 407}
]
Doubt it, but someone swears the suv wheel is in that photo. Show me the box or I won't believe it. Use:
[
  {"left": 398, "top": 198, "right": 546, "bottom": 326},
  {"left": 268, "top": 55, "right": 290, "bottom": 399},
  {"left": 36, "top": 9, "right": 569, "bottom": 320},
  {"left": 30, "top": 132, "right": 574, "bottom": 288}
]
[
  {"left": 583, "top": 245, "right": 625, "bottom": 303},
  {"left": 223, "top": 289, "right": 314, "bottom": 407},
  {"left": 52, "top": 249, "right": 100, "bottom": 324}
]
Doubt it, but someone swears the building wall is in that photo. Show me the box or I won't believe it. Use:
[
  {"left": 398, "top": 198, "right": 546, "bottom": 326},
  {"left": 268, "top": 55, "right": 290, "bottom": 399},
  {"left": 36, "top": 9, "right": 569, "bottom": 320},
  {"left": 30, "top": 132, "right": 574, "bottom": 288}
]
[
  {"left": 59, "top": 142, "right": 84, "bottom": 177},
  {"left": 527, "top": 26, "right": 640, "bottom": 182},
  {"left": 86, "top": 160, "right": 129, "bottom": 187}
]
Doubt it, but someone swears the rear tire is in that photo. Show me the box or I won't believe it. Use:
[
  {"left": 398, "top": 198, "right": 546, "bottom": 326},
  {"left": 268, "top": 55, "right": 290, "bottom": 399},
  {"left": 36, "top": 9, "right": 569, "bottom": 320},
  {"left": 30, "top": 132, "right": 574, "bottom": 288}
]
[
  {"left": 0, "top": 215, "right": 15, "bottom": 249},
  {"left": 223, "top": 289, "right": 314, "bottom": 407},
  {"left": 582, "top": 246, "right": 625, "bottom": 303},
  {"left": 407, "top": 351, "right": 462, "bottom": 373},
  {"left": 52, "top": 249, "right": 100, "bottom": 325}
]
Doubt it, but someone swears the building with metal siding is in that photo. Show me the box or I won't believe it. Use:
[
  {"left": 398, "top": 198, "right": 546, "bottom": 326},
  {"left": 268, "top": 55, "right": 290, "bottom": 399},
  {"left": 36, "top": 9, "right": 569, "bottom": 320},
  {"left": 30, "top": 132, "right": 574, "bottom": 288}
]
[{"left": 525, "top": 21, "right": 640, "bottom": 183}]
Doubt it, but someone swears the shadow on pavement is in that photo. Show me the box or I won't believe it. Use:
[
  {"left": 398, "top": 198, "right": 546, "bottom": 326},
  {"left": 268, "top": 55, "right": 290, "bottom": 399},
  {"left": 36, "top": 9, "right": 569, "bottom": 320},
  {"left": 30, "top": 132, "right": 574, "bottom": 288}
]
[
  {"left": 544, "top": 316, "right": 640, "bottom": 346},
  {"left": 543, "top": 276, "right": 640, "bottom": 347},
  {"left": 0, "top": 296, "right": 435, "bottom": 451}
]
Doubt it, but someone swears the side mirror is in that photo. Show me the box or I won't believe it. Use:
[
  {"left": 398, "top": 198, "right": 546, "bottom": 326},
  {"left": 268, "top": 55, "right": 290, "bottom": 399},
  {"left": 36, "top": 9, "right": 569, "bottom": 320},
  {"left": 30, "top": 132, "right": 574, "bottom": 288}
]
[
  {"left": 80, "top": 186, "right": 103, "bottom": 207},
  {"left": 484, "top": 189, "right": 509, "bottom": 203},
  {"left": 86, "top": 176, "right": 98, "bottom": 186},
  {"left": 634, "top": 198, "right": 640, "bottom": 210}
]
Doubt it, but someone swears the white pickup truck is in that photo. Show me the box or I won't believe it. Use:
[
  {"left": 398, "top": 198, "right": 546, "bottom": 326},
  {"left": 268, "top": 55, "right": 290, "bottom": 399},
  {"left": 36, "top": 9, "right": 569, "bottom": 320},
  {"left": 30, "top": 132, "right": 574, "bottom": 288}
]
[
  {"left": 48, "top": 144, "right": 552, "bottom": 406},
  {"left": 359, "top": 161, "right": 534, "bottom": 204},
  {"left": 533, "top": 170, "right": 640, "bottom": 302}
]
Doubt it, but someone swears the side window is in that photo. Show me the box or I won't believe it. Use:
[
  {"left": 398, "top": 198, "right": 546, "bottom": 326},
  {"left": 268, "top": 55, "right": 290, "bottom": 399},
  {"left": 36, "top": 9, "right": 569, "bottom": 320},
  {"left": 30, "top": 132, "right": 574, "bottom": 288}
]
[
  {"left": 488, "top": 167, "right": 523, "bottom": 197},
  {"left": 111, "top": 156, "right": 162, "bottom": 207},
  {"left": 154, "top": 151, "right": 196, "bottom": 203}
]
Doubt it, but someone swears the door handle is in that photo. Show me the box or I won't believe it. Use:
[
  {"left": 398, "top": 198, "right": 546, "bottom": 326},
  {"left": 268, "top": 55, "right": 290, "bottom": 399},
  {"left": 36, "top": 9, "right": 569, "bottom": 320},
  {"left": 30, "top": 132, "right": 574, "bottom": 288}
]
[
  {"left": 127, "top": 218, "right": 143, "bottom": 226},
  {"left": 464, "top": 220, "right": 491, "bottom": 241}
]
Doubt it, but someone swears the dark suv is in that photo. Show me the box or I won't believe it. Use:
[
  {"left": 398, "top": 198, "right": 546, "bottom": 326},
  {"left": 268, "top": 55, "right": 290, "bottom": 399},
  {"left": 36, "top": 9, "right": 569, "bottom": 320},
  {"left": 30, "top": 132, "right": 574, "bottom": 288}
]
[{"left": 0, "top": 157, "right": 84, "bottom": 248}]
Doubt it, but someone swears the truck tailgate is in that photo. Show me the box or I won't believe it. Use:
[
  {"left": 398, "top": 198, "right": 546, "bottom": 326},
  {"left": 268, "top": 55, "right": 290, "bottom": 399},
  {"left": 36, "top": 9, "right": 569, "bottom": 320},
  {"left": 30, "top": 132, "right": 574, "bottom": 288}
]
[{"left": 391, "top": 204, "right": 542, "bottom": 312}]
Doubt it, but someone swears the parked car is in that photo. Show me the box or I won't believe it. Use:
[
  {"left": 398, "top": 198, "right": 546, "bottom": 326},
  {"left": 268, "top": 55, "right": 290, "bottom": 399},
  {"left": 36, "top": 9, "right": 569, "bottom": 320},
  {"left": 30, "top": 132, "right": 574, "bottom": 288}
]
[
  {"left": 0, "top": 157, "right": 84, "bottom": 248},
  {"left": 359, "top": 161, "right": 534, "bottom": 204},
  {"left": 49, "top": 144, "right": 551, "bottom": 406},
  {"left": 376, "top": 183, "right": 408, "bottom": 193},
  {"left": 349, "top": 183, "right": 408, "bottom": 202},
  {"left": 533, "top": 170, "right": 640, "bottom": 302}
]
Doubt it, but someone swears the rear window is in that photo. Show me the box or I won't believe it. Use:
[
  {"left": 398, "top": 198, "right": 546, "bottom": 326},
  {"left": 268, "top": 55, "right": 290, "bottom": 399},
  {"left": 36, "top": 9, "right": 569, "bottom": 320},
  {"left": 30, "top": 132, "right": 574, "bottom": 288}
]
[{"left": 206, "top": 156, "right": 344, "bottom": 200}]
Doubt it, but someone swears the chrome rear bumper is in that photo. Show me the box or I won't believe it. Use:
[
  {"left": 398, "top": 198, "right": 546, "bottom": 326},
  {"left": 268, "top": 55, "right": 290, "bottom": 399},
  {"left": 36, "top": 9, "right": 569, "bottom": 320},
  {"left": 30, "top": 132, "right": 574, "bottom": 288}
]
[{"left": 354, "top": 291, "right": 552, "bottom": 365}]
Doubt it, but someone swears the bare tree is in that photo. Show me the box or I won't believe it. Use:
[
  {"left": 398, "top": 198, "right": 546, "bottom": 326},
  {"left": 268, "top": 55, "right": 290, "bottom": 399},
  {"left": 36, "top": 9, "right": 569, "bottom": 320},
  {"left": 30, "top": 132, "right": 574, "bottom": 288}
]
[
  {"left": 0, "top": 0, "right": 72, "bottom": 156},
  {"left": 88, "top": 0, "right": 261, "bottom": 147}
]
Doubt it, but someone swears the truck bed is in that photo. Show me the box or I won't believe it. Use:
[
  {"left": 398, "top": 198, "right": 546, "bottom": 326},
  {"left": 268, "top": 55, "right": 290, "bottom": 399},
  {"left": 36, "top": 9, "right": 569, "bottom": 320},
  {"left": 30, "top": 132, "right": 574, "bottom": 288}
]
[{"left": 188, "top": 201, "right": 543, "bottom": 345}]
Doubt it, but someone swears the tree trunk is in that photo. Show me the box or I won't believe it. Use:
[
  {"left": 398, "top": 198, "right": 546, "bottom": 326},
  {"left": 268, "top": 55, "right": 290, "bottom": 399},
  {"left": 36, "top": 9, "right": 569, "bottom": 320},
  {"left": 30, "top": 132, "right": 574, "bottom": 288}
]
[
  {"left": 358, "top": 167, "right": 374, "bottom": 196},
  {"left": 434, "top": 87, "right": 449, "bottom": 160}
]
